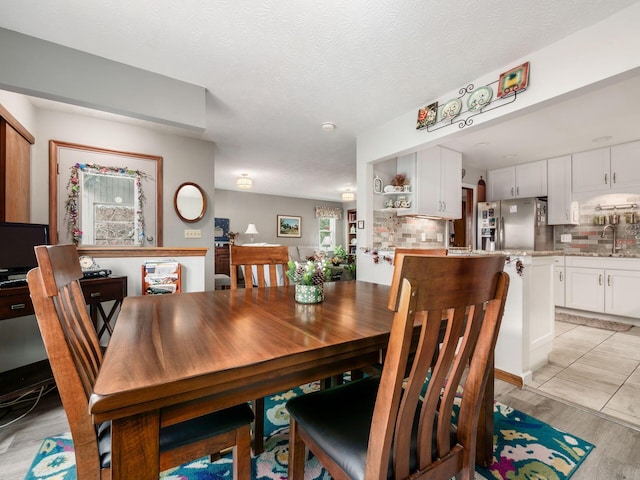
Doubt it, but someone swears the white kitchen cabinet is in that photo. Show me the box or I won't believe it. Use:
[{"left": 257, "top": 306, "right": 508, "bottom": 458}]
[
  {"left": 487, "top": 159, "right": 547, "bottom": 200},
  {"left": 547, "top": 155, "right": 578, "bottom": 225},
  {"left": 397, "top": 146, "right": 461, "bottom": 218},
  {"left": 610, "top": 140, "right": 640, "bottom": 189},
  {"left": 572, "top": 142, "right": 640, "bottom": 193},
  {"left": 565, "top": 256, "right": 640, "bottom": 318},
  {"left": 553, "top": 256, "right": 565, "bottom": 306}
]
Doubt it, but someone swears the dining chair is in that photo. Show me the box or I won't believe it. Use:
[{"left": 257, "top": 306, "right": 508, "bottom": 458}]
[
  {"left": 287, "top": 254, "right": 509, "bottom": 480},
  {"left": 27, "top": 244, "right": 254, "bottom": 480},
  {"left": 229, "top": 244, "right": 290, "bottom": 454},
  {"left": 388, "top": 248, "right": 447, "bottom": 310},
  {"left": 229, "top": 245, "right": 290, "bottom": 289}
]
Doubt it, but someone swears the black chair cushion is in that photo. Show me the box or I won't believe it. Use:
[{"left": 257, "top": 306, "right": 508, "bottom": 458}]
[
  {"left": 286, "top": 376, "right": 456, "bottom": 480},
  {"left": 97, "top": 402, "right": 254, "bottom": 469}
]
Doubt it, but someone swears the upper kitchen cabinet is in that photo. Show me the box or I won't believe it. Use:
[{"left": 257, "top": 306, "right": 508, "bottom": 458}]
[
  {"left": 547, "top": 155, "right": 578, "bottom": 225},
  {"left": 572, "top": 141, "right": 640, "bottom": 193},
  {"left": 487, "top": 159, "right": 547, "bottom": 201},
  {"left": 397, "top": 146, "right": 461, "bottom": 218}
]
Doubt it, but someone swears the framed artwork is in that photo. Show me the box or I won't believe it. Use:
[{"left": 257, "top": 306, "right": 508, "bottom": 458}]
[
  {"left": 416, "top": 101, "right": 438, "bottom": 130},
  {"left": 497, "top": 62, "right": 530, "bottom": 98},
  {"left": 357, "top": 220, "right": 365, "bottom": 229},
  {"left": 277, "top": 215, "right": 302, "bottom": 237},
  {"left": 214, "top": 217, "right": 230, "bottom": 242}
]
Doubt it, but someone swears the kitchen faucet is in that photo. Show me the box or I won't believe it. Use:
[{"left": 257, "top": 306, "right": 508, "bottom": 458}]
[{"left": 601, "top": 224, "right": 617, "bottom": 255}]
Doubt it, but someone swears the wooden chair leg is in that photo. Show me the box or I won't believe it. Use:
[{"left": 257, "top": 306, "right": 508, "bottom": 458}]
[
  {"left": 288, "top": 417, "right": 306, "bottom": 479},
  {"left": 253, "top": 397, "right": 265, "bottom": 455},
  {"left": 234, "top": 424, "right": 252, "bottom": 480}
]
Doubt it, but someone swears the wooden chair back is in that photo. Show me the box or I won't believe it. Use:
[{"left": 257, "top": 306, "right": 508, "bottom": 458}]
[
  {"left": 388, "top": 248, "right": 447, "bottom": 310},
  {"left": 29, "top": 244, "right": 254, "bottom": 479},
  {"left": 28, "top": 244, "right": 105, "bottom": 478},
  {"left": 230, "top": 245, "right": 290, "bottom": 289},
  {"left": 369, "top": 254, "right": 508, "bottom": 479}
]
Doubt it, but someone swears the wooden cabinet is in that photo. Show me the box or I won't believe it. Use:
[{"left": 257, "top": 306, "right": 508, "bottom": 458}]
[
  {"left": 565, "top": 256, "right": 640, "bottom": 318},
  {"left": 0, "top": 105, "right": 34, "bottom": 222},
  {"left": 346, "top": 209, "right": 357, "bottom": 257},
  {"left": 215, "top": 244, "right": 231, "bottom": 275},
  {"left": 547, "top": 155, "right": 578, "bottom": 225},
  {"left": 487, "top": 160, "right": 547, "bottom": 200},
  {"left": 397, "top": 146, "right": 461, "bottom": 218},
  {"left": 572, "top": 142, "right": 640, "bottom": 193}
]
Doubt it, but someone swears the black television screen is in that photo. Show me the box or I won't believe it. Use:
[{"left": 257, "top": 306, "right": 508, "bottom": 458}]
[{"left": 0, "top": 222, "right": 50, "bottom": 280}]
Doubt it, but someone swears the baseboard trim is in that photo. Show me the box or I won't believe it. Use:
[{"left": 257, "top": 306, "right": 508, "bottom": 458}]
[{"left": 495, "top": 368, "right": 524, "bottom": 387}]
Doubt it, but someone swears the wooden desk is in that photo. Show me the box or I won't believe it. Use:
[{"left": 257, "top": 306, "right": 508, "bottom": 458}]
[
  {"left": 89, "top": 281, "right": 493, "bottom": 479},
  {"left": 0, "top": 275, "right": 127, "bottom": 401}
]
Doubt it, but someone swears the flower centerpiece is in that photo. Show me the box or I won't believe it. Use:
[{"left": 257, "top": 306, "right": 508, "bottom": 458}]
[{"left": 287, "top": 259, "right": 330, "bottom": 304}]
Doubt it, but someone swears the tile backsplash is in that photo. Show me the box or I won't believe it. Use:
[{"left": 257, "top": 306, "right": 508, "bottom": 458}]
[
  {"left": 372, "top": 210, "right": 445, "bottom": 249},
  {"left": 554, "top": 193, "right": 640, "bottom": 255}
]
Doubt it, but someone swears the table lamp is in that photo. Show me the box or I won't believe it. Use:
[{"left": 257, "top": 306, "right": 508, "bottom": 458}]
[
  {"left": 245, "top": 223, "right": 259, "bottom": 243},
  {"left": 322, "top": 236, "right": 332, "bottom": 250}
]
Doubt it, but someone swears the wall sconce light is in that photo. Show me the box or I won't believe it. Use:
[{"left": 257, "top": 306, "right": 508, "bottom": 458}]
[
  {"left": 236, "top": 174, "right": 253, "bottom": 189},
  {"left": 341, "top": 189, "right": 355, "bottom": 202},
  {"left": 244, "top": 223, "right": 259, "bottom": 242}
]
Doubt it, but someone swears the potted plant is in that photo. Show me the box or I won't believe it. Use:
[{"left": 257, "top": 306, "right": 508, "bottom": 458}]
[
  {"left": 287, "top": 259, "right": 330, "bottom": 303},
  {"left": 332, "top": 245, "right": 348, "bottom": 266}
]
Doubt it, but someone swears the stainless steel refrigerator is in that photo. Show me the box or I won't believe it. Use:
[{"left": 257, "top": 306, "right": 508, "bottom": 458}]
[{"left": 477, "top": 197, "right": 553, "bottom": 251}]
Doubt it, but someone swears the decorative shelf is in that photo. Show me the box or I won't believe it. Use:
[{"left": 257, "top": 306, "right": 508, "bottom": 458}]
[
  {"left": 419, "top": 80, "right": 526, "bottom": 134},
  {"left": 382, "top": 191, "right": 412, "bottom": 195}
]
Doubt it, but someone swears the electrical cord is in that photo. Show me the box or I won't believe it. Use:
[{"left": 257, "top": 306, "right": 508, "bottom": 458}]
[{"left": 0, "top": 385, "right": 56, "bottom": 429}]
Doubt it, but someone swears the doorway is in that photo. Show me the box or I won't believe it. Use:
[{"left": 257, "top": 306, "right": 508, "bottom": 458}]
[{"left": 452, "top": 187, "right": 475, "bottom": 247}]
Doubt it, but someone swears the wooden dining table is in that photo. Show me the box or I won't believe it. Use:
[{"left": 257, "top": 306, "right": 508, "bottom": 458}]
[{"left": 89, "top": 280, "right": 494, "bottom": 479}]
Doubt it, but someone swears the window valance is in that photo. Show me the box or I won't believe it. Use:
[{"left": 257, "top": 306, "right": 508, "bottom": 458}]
[{"left": 315, "top": 206, "right": 343, "bottom": 219}]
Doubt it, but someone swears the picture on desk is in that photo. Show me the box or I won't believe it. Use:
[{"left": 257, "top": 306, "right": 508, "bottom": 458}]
[{"left": 214, "top": 217, "right": 230, "bottom": 242}]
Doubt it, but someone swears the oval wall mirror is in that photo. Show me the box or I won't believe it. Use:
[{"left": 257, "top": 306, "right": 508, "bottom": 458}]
[{"left": 174, "top": 182, "right": 206, "bottom": 223}]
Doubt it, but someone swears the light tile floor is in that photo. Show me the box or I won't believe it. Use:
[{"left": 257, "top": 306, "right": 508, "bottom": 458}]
[{"left": 530, "top": 320, "right": 640, "bottom": 429}]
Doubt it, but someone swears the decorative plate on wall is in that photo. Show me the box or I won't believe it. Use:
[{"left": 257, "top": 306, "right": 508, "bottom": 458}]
[
  {"left": 467, "top": 86, "right": 493, "bottom": 111},
  {"left": 441, "top": 98, "right": 462, "bottom": 121}
]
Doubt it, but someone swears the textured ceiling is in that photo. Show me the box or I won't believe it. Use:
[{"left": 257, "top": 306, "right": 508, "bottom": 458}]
[{"left": 0, "top": 0, "right": 638, "bottom": 201}]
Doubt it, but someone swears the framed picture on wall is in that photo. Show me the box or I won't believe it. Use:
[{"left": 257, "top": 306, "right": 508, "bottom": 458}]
[
  {"left": 214, "top": 217, "right": 230, "bottom": 242},
  {"left": 277, "top": 215, "right": 301, "bottom": 237}
]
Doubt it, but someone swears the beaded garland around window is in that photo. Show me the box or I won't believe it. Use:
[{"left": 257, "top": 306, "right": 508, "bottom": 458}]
[
  {"left": 65, "top": 162, "right": 149, "bottom": 245},
  {"left": 314, "top": 206, "right": 343, "bottom": 219}
]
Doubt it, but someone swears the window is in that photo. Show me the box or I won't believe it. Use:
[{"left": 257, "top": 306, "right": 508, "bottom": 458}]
[{"left": 319, "top": 217, "right": 336, "bottom": 250}]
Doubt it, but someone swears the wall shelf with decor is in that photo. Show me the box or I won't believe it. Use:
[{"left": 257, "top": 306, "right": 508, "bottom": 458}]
[
  {"left": 347, "top": 209, "right": 357, "bottom": 258},
  {"left": 417, "top": 62, "right": 529, "bottom": 135}
]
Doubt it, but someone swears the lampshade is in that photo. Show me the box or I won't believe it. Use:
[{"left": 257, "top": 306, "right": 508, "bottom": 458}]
[
  {"left": 236, "top": 174, "right": 253, "bottom": 189},
  {"left": 341, "top": 189, "right": 355, "bottom": 202},
  {"left": 322, "top": 236, "right": 332, "bottom": 246},
  {"left": 244, "top": 224, "right": 259, "bottom": 235}
]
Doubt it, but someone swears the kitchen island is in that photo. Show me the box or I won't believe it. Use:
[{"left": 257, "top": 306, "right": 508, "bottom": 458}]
[{"left": 358, "top": 248, "right": 557, "bottom": 386}]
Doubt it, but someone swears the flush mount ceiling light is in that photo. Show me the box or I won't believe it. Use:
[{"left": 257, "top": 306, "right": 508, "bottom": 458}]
[
  {"left": 236, "top": 173, "right": 253, "bottom": 189},
  {"left": 593, "top": 135, "right": 613, "bottom": 143},
  {"left": 321, "top": 122, "right": 336, "bottom": 131},
  {"left": 341, "top": 189, "right": 355, "bottom": 202}
]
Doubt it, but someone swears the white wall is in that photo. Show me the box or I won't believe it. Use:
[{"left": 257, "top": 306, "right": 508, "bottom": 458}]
[
  {"left": 0, "top": 97, "right": 217, "bottom": 372},
  {"left": 215, "top": 189, "right": 344, "bottom": 249}
]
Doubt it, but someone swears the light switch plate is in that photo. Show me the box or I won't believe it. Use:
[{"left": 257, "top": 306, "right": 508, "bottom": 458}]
[{"left": 184, "top": 229, "right": 202, "bottom": 239}]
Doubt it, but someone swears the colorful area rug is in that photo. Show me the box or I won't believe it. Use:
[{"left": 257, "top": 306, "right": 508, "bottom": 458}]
[{"left": 25, "top": 381, "right": 594, "bottom": 480}]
